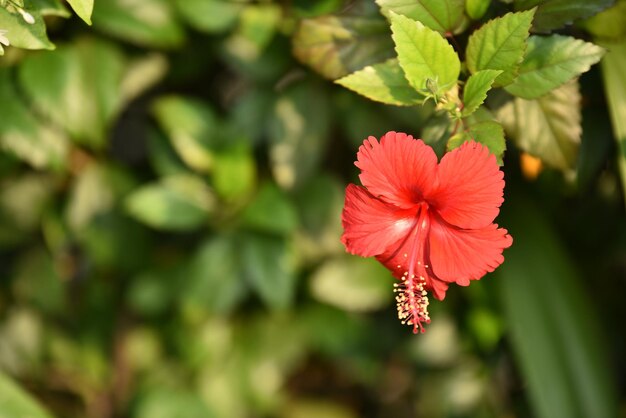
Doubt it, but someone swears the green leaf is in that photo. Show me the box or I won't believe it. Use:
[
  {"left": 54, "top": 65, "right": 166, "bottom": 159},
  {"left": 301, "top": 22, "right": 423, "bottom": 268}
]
[
  {"left": 505, "top": 35, "right": 605, "bottom": 99},
  {"left": 92, "top": 0, "right": 185, "bottom": 48},
  {"left": 336, "top": 58, "right": 425, "bottom": 106},
  {"left": 466, "top": 0, "right": 491, "bottom": 20},
  {"left": 135, "top": 388, "right": 215, "bottom": 418},
  {"left": 65, "top": 164, "right": 115, "bottom": 232},
  {"left": 119, "top": 53, "right": 168, "bottom": 105},
  {"left": 466, "top": 9, "right": 535, "bottom": 87},
  {"left": 30, "top": 0, "right": 70, "bottom": 18},
  {"left": 125, "top": 175, "right": 215, "bottom": 231},
  {"left": 497, "top": 196, "right": 618, "bottom": 418},
  {"left": 223, "top": 4, "right": 281, "bottom": 63},
  {"left": 514, "top": 0, "right": 613, "bottom": 32},
  {"left": 18, "top": 39, "right": 125, "bottom": 148},
  {"left": 377, "top": 0, "right": 466, "bottom": 33},
  {"left": 600, "top": 40, "right": 626, "bottom": 207},
  {"left": 269, "top": 80, "right": 330, "bottom": 190},
  {"left": 390, "top": 13, "right": 460, "bottom": 93},
  {"left": 152, "top": 96, "right": 220, "bottom": 173},
  {"left": 183, "top": 234, "right": 247, "bottom": 315},
  {"left": 292, "top": 15, "right": 394, "bottom": 79},
  {"left": 462, "top": 69, "right": 502, "bottom": 116},
  {"left": 212, "top": 143, "right": 256, "bottom": 201},
  {"left": 309, "top": 256, "right": 393, "bottom": 312},
  {"left": 493, "top": 81, "right": 581, "bottom": 170},
  {"left": 584, "top": 0, "right": 626, "bottom": 40},
  {"left": 241, "top": 234, "right": 297, "bottom": 311},
  {"left": 173, "top": 0, "right": 242, "bottom": 33},
  {"left": 447, "top": 120, "right": 506, "bottom": 164},
  {"left": 0, "top": 7, "right": 54, "bottom": 50},
  {"left": 0, "top": 372, "right": 54, "bottom": 418},
  {"left": 66, "top": 0, "right": 93, "bottom": 24},
  {"left": 241, "top": 182, "right": 298, "bottom": 235},
  {"left": 0, "top": 69, "right": 68, "bottom": 170}
]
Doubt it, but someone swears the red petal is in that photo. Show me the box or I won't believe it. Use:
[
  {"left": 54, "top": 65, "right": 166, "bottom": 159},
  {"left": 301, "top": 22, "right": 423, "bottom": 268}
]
[
  {"left": 428, "top": 215, "right": 513, "bottom": 285},
  {"left": 356, "top": 131, "right": 437, "bottom": 209},
  {"left": 430, "top": 141, "right": 504, "bottom": 229},
  {"left": 341, "top": 184, "right": 415, "bottom": 257}
]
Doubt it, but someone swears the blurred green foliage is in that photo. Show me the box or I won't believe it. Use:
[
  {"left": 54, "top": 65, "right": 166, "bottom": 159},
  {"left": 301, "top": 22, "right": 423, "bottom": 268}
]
[{"left": 0, "top": 1, "right": 625, "bottom": 418}]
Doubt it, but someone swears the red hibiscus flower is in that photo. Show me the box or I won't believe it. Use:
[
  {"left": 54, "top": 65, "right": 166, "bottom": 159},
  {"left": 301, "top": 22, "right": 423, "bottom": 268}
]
[{"left": 341, "top": 131, "right": 513, "bottom": 333}]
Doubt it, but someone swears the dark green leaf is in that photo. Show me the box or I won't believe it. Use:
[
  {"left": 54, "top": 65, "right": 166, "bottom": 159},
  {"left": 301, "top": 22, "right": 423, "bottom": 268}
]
[
  {"left": 377, "top": 0, "right": 466, "bottom": 33},
  {"left": 391, "top": 13, "right": 460, "bottom": 93},
  {"left": 241, "top": 182, "right": 298, "bottom": 235},
  {"left": 125, "top": 175, "right": 215, "bottom": 231},
  {"left": 462, "top": 69, "right": 502, "bottom": 116},
  {"left": 293, "top": 15, "right": 394, "bottom": 79},
  {"left": 336, "top": 58, "right": 425, "bottom": 106},
  {"left": 92, "top": 0, "right": 185, "bottom": 48},
  {"left": 493, "top": 81, "right": 581, "bottom": 170},
  {"left": 30, "top": 0, "right": 70, "bottom": 17},
  {"left": 447, "top": 120, "right": 506, "bottom": 164},
  {"left": 505, "top": 35, "right": 604, "bottom": 99},
  {"left": 241, "top": 234, "right": 297, "bottom": 310},
  {"left": 466, "top": 9, "right": 535, "bottom": 86},
  {"left": 497, "top": 196, "right": 618, "bottom": 418},
  {"left": 514, "top": 0, "right": 613, "bottom": 32},
  {"left": 18, "top": 39, "right": 125, "bottom": 148}
]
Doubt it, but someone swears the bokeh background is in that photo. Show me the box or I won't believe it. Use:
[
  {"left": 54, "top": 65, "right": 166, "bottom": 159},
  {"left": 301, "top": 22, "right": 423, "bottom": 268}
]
[{"left": 0, "top": 1, "right": 625, "bottom": 417}]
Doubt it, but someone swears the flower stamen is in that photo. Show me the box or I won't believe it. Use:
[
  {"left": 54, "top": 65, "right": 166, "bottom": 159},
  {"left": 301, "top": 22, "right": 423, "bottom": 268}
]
[{"left": 394, "top": 276, "right": 430, "bottom": 333}]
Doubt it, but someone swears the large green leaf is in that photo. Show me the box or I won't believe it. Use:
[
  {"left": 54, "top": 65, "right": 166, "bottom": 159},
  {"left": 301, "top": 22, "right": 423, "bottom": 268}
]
[
  {"left": 0, "top": 6, "right": 53, "bottom": 50},
  {"left": 152, "top": 96, "right": 220, "bottom": 173},
  {"left": 173, "top": 0, "right": 241, "bottom": 33},
  {"left": 376, "top": 0, "right": 466, "bottom": 33},
  {"left": 466, "top": 0, "right": 491, "bottom": 20},
  {"left": 18, "top": 39, "right": 125, "bottom": 148},
  {"left": 241, "top": 234, "right": 297, "bottom": 311},
  {"left": 497, "top": 196, "right": 617, "bottom": 418},
  {"left": 92, "top": 0, "right": 185, "bottom": 48},
  {"left": 292, "top": 15, "right": 394, "bottom": 79},
  {"left": 66, "top": 0, "right": 93, "bottom": 24},
  {"left": 493, "top": 82, "right": 581, "bottom": 170},
  {"left": 505, "top": 35, "right": 605, "bottom": 99},
  {"left": 268, "top": 80, "right": 330, "bottom": 190},
  {"left": 125, "top": 175, "right": 215, "bottom": 231},
  {"left": 447, "top": 120, "right": 506, "bottom": 164},
  {"left": 0, "top": 372, "right": 54, "bottom": 418},
  {"left": 241, "top": 182, "right": 298, "bottom": 235},
  {"left": 600, "top": 40, "right": 626, "bottom": 207},
  {"left": 0, "top": 69, "right": 67, "bottom": 170},
  {"left": 462, "top": 69, "right": 502, "bottom": 116},
  {"left": 391, "top": 13, "right": 460, "bottom": 93},
  {"left": 336, "top": 58, "right": 425, "bottom": 106},
  {"left": 466, "top": 9, "right": 535, "bottom": 87},
  {"left": 514, "top": 0, "right": 613, "bottom": 32}
]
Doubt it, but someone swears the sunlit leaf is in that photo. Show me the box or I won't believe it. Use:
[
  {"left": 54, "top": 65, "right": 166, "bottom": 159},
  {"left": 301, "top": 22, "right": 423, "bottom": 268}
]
[
  {"left": 173, "top": 0, "right": 241, "bottom": 33},
  {"left": 514, "top": 0, "right": 613, "bottom": 32},
  {"left": 377, "top": 0, "right": 466, "bottom": 33},
  {"left": 493, "top": 81, "right": 581, "bottom": 170},
  {"left": 125, "top": 174, "right": 215, "bottom": 231},
  {"left": 462, "top": 69, "right": 502, "bottom": 116},
  {"left": 310, "top": 256, "right": 393, "bottom": 312},
  {"left": 0, "top": 7, "right": 54, "bottom": 50},
  {"left": 466, "top": 9, "right": 535, "bottom": 86},
  {"left": 505, "top": 35, "right": 604, "bottom": 99},
  {"left": 584, "top": 0, "right": 626, "bottom": 40},
  {"left": 293, "top": 14, "right": 393, "bottom": 79},
  {"left": 134, "top": 388, "right": 214, "bottom": 418},
  {"left": 447, "top": 120, "right": 506, "bottom": 164},
  {"left": 466, "top": 0, "right": 491, "bottom": 20},
  {"left": 497, "top": 196, "right": 618, "bottom": 418},
  {"left": 0, "top": 371, "right": 54, "bottom": 418},
  {"left": 600, "top": 40, "right": 626, "bottom": 207},
  {"left": 212, "top": 143, "right": 256, "bottom": 201},
  {"left": 66, "top": 0, "right": 93, "bottom": 24},
  {"left": 336, "top": 59, "right": 425, "bottom": 106},
  {"left": 66, "top": 164, "right": 115, "bottom": 231},
  {"left": 391, "top": 13, "right": 460, "bottom": 92},
  {"left": 92, "top": 0, "right": 185, "bottom": 48},
  {"left": 18, "top": 39, "right": 125, "bottom": 148}
]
